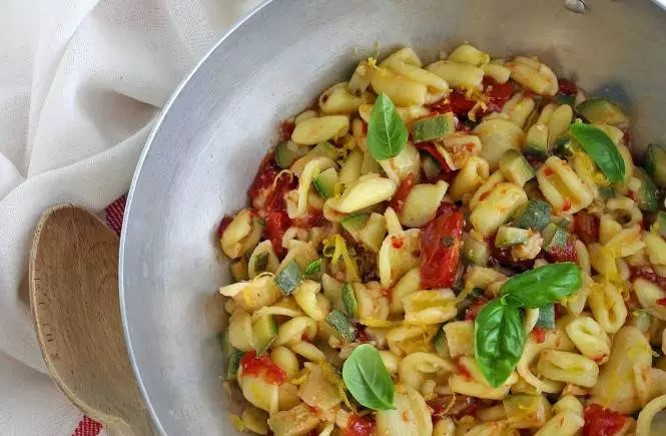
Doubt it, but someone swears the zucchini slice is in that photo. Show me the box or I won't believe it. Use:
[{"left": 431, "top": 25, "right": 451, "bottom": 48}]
[
  {"left": 275, "top": 260, "right": 304, "bottom": 295},
  {"left": 326, "top": 309, "right": 357, "bottom": 342}
]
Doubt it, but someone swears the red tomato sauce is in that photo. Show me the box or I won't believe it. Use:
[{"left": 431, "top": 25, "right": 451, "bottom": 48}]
[
  {"left": 545, "top": 235, "right": 577, "bottom": 263},
  {"left": 531, "top": 327, "right": 547, "bottom": 344},
  {"left": 583, "top": 404, "right": 626, "bottom": 436},
  {"left": 248, "top": 153, "right": 281, "bottom": 203},
  {"left": 279, "top": 120, "right": 295, "bottom": 141},
  {"left": 631, "top": 266, "right": 666, "bottom": 291},
  {"left": 484, "top": 78, "right": 513, "bottom": 113},
  {"left": 573, "top": 211, "right": 599, "bottom": 245},
  {"left": 292, "top": 209, "right": 325, "bottom": 229},
  {"left": 216, "top": 215, "right": 233, "bottom": 239},
  {"left": 464, "top": 298, "right": 488, "bottom": 321},
  {"left": 420, "top": 204, "right": 464, "bottom": 289},
  {"left": 388, "top": 173, "right": 415, "bottom": 213},
  {"left": 343, "top": 414, "right": 374, "bottom": 436},
  {"left": 240, "top": 350, "right": 286, "bottom": 385},
  {"left": 455, "top": 361, "right": 473, "bottom": 380},
  {"left": 265, "top": 210, "right": 291, "bottom": 256}
]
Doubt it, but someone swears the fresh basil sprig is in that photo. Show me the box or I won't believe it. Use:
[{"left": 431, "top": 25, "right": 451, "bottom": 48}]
[
  {"left": 342, "top": 344, "right": 394, "bottom": 410},
  {"left": 367, "top": 93, "right": 408, "bottom": 161},
  {"left": 500, "top": 262, "right": 582, "bottom": 308},
  {"left": 474, "top": 300, "right": 526, "bottom": 388},
  {"left": 474, "top": 263, "right": 582, "bottom": 387},
  {"left": 569, "top": 122, "right": 625, "bottom": 182}
]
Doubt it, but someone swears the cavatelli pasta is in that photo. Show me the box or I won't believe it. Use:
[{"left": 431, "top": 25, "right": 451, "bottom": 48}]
[{"left": 214, "top": 43, "right": 666, "bottom": 436}]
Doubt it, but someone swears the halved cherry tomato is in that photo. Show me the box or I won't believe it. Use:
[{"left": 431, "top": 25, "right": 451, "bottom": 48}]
[
  {"left": 388, "top": 173, "right": 415, "bottom": 213},
  {"left": 484, "top": 78, "right": 513, "bottom": 112},
  {"left": 420, "top": 204, "right": 464, "bottom": 289},
  {"left": 583, "top": 404, "right": 626, "bottom": 436},
  {"left": 545, "top": 235, "right": 577, "bottom": 262}
]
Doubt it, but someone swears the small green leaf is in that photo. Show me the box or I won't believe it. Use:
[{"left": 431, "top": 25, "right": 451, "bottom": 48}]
[
  {"left": 569, "top": 122, "right": 625, "bottom": 182},
  {"left": 474, "top": 299, "right": 526, "bottom": 387},
  {"left": 304, "top": 258, "right": 323, "bottom": 276},
  {"left": 367, "top": 93, "right": 408, "bottom": 161},
  {"left": 500, "top": 262, "right": 582, "bottom": 308},
  {"left": 342, "top": 344, "right": 394, "bottom": 410}
]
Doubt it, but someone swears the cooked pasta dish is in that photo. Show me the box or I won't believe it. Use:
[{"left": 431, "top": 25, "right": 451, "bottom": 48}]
[{"left": 216, "top": 43, "right": 666, "bottom": 436}]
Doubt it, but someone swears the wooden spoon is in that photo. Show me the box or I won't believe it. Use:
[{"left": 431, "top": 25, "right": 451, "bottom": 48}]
[{"left": 29, "top": 205, "right": 153, "bottom": 436}]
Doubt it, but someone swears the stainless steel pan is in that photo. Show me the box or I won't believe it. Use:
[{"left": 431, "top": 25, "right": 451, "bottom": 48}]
[{"left": 120, "top": 0, "right": 666, "bottom": 433}]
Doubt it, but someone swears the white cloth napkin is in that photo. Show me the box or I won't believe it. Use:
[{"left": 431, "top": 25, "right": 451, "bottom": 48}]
[{"left": 0, "top": 0, "right": 260, "bottom": 433}]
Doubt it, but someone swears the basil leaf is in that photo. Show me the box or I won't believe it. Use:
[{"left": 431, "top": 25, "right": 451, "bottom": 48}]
[
  {"left": 342, "top": 344, "right": 394, "bottom": 410},
  {"left": 569, "top": 122, "right": 625, "bottom": 182},
  {"left": 367, "top": 93, "right": 408, "bottom": 161},
  {"left": 500, "top": 262, "right": 582, "bottom": 308},
  {"left": 474, "top": 299, "right": 526, "bottom": 387}
]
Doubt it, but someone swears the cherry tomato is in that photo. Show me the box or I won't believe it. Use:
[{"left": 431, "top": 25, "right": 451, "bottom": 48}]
[
  {"left": 343, "top": 414, "right": 374, "bottom": 436},
  {"left": 265, "top": 211, "right": 291, "bottom": 256},
  {"left": 574, "top": 211, "right": 599, "bottom": 245},
  {"left": 388, "top": 173, "right": 415, "bottom": 213},
  {"left": 240, "top": 350, "right": 287, "bottom": 385},
  {"left": 583, "top": 404, "right": 626, "bottom": 436},
  {"left": 420, "top": 205, "right": 464, "bottom": 289}
]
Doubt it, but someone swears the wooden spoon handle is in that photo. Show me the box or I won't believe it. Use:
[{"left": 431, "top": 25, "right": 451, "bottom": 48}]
[{"left": 29, "top": 205, "right": 153, "bottom": 435}]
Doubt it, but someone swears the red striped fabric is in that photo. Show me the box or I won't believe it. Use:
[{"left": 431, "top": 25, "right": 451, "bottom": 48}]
[
  {"left": 70, "top": 194, "right": 129, "bottom": 435},
  {"left": 71, "top": 416, "right": 102, "bottom": 436}
]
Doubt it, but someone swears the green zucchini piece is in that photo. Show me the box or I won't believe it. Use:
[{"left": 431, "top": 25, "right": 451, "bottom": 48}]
[
  {"left": 523, "top": 124, "right": 549, "bottom": 160},
  {"left": 275, "top": 140, "right": 308, "bottom": 169},
  {"left": 541, "top": 222, "right": 569, "bottom": 255},
  {"left": 411, "top": 113, "right": 455, "bottom": 143},
  {"left": 313, "top": 167, "right": 338, "bottom": 199},
  {"left": 341, "top": 213, "right": 370, "bottom": 240},
  {"left": 219, "top": 332, "right": 244, "bottom": 380},
  {"left": 644, "top": 144, "right": 666, "bottom": 189},
  {"left": 325, "top": 309, "right": 357, "bottom": 342},
  {"left": 598, "top": 186, "right": 615, "bottom": 199},
  {"left": 553, "top": 136, "right": 579, "bottom": 158},
  {"left": 422, "top": 152, "right": 441, "bottom": 180},
  {"left": 275, "top": 260, "right": 303, "bottom": 295},
  {"left": 462, "top": 233, "right": 490, "bottom": 266},
  {"left": 304, "top": 258, "right": 323, "bottom": 276},
  {"left": 433, "top": 325, "right": 448, "bottom": 356},
  {"left": 499, "top": 150, "right": 535, "bottom": 187},
  {"left": 576, "top": 98, "right": 629, "bottom": 127},
  {"left": 513, "top": 199, "right": 551, "bottom": 231},
  {"left": 495, "top": 226, "right": 530, "bottom": 248},
  {"left": 342, "top": 282, "right": 359, "bottom": 318},
  {"left": 654, "top": 212, "right": 666, "bottom": 238},
  {"left": 252, "top": 315, "right": 278, "bottom": 355},
  {"left": 633, "top": 168, "right": 659, "bottom": 212},
  {"left": 535, "top": 304, "right": 555, "bottom": 329}
]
